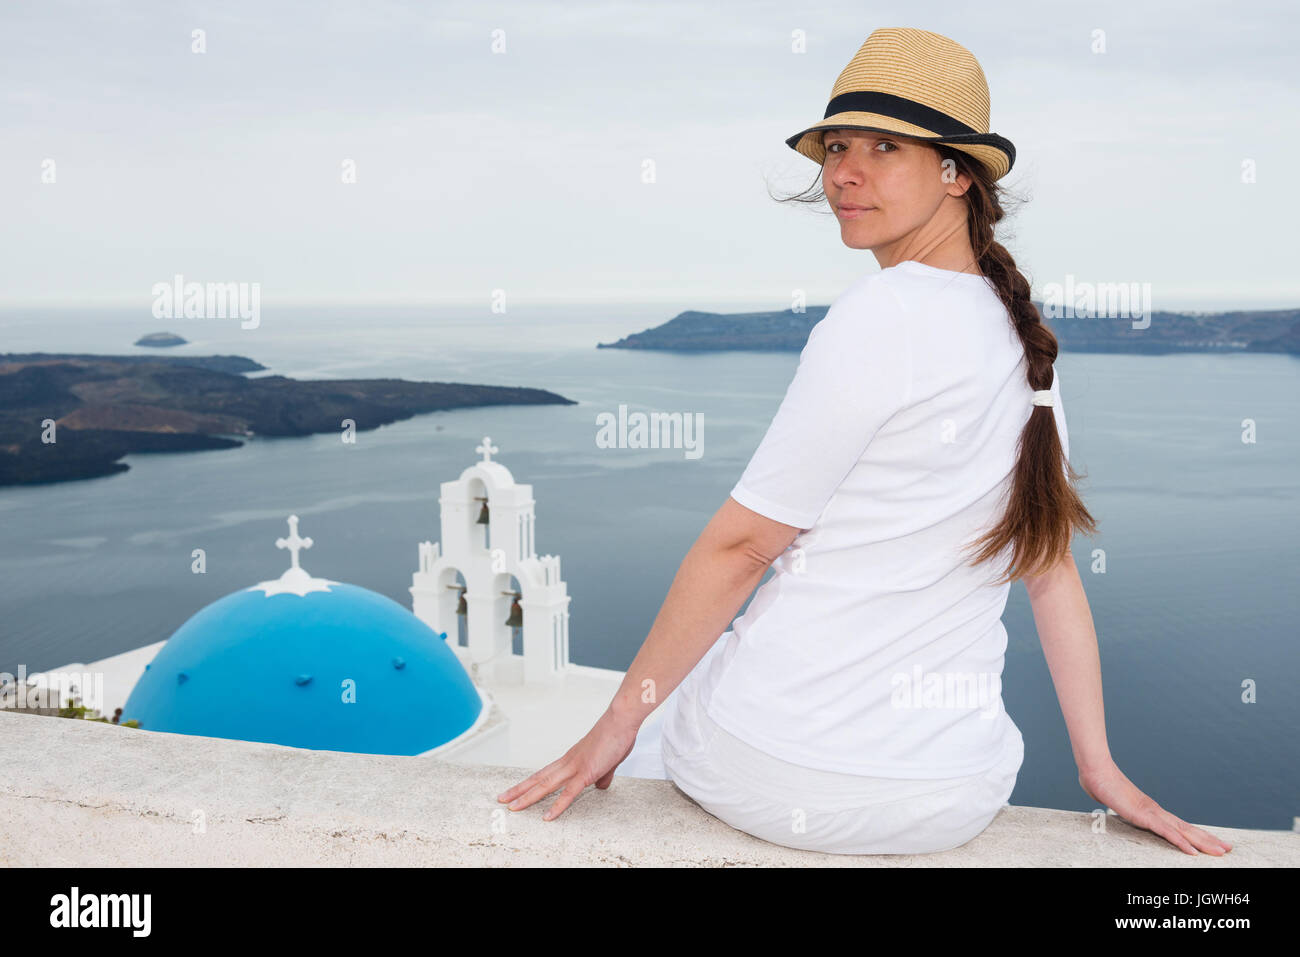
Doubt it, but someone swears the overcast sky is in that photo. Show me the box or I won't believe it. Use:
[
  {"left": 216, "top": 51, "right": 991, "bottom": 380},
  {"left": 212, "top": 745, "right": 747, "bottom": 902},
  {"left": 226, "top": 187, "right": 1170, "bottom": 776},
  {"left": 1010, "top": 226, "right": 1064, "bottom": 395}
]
[{"left": 1, "top": 0, "right": 1295, "bottom": 311}]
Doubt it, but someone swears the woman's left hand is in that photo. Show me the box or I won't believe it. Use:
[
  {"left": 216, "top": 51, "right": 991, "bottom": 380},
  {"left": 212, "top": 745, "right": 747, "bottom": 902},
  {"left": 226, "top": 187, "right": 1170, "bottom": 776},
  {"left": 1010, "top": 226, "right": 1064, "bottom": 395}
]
[
  {"left": 1078, "top": 760, "right": 1233, "bottom": 856},
  {"left": 495, "top": 707, "right": 641, "bottom": 821}
]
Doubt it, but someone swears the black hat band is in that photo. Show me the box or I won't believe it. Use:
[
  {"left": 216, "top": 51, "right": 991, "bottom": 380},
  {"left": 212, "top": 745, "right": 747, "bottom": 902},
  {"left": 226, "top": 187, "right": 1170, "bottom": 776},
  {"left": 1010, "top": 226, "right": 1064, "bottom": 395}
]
[{"left": 822, "top": 90, "right": 980, "bottom": 137}]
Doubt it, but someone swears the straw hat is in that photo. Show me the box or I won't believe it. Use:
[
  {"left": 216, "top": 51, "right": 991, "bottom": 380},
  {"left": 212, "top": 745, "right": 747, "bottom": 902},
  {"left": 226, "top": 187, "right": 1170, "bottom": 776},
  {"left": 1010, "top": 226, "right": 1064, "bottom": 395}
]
[{"left": 786, "top": 28, "right": 1015, "bottom": 180}]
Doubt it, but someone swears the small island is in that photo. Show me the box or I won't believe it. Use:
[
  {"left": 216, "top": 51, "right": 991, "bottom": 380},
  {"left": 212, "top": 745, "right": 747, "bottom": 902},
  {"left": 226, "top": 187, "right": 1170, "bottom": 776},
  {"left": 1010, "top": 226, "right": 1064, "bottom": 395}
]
[
  {"left": 134, "top": 332, "right": 188, "bottom": 348},
  {"left": 0, "top": 353, "right": 576, "bottom": 487}
]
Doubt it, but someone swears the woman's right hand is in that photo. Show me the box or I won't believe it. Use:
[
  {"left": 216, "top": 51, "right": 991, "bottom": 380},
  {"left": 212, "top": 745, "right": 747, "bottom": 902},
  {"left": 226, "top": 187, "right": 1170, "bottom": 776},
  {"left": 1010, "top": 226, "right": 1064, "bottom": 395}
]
[{"left": 1078, "top": 760, "right": 1233, "bottom": 856}]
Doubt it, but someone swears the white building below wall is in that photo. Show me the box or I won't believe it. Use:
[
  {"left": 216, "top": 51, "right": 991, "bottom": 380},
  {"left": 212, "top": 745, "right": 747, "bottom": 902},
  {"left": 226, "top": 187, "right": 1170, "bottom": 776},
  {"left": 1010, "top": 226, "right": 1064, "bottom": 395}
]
[{"left": 27, "top": 437, "right": 658, "bottom": 776}]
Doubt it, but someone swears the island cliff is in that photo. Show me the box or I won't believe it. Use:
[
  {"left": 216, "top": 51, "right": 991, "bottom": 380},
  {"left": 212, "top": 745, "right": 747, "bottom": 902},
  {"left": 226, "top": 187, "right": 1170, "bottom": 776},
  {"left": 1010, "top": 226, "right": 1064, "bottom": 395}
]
[{"left": 0, "top": 353, "right": 576, "bottom": 487}]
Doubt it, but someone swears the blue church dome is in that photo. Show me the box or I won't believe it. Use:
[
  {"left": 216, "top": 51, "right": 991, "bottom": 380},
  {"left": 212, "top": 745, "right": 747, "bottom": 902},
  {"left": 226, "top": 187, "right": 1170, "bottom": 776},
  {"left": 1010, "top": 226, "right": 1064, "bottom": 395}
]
[{"left": 121, "top": 516, "right": 482, "bottom": 756}]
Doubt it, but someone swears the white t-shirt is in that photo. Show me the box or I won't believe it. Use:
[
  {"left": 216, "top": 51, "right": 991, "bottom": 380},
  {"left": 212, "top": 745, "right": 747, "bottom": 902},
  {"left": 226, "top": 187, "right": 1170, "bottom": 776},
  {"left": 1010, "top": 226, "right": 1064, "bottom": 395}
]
[{"left": 696, "top": 258, "right": 1071, "bottom": 779}]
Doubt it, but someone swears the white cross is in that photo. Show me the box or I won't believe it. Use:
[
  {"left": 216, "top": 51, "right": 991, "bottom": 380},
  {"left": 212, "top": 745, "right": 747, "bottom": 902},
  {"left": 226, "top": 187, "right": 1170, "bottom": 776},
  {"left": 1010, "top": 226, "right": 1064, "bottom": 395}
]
[
  {"left": 276, "top": 514, "right": 313, "bottom": 570},
  {"left": 476, "top": 436, "right": 499, "bottom": 463}
]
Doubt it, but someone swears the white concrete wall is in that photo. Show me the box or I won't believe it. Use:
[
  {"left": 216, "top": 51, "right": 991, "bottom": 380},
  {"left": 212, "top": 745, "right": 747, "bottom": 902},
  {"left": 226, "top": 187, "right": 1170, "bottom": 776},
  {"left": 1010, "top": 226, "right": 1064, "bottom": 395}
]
[{"left": 1, "top": 711, "right": 1292, "bottom": 867}]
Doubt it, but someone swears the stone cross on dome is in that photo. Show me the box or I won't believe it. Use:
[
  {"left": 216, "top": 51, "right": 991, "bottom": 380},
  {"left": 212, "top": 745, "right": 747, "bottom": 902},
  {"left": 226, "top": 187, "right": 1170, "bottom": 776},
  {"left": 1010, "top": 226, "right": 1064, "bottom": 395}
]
[
  {"left": 249, "top": 514, "right": 338, "bottom": 597},
  {"left": 476, "top": 436, "right": 499, "bottom": 464},
  {"left": 276, "top": 514, "right": 313, "bottom": 571}
]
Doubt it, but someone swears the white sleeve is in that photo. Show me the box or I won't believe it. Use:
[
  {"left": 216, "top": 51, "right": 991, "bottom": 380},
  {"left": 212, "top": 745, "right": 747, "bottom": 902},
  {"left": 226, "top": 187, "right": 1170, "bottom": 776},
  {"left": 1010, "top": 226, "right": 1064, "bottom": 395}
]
[{"left": 728, "top": 280, "right": 912, "bottom": 529}]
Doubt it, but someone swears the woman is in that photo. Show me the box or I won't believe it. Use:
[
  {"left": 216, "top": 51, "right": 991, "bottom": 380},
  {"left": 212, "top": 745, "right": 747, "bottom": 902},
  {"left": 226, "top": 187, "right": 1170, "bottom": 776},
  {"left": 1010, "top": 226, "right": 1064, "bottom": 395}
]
[{"left": 497, "top": 28, "right": 1233, "bottom": 857}]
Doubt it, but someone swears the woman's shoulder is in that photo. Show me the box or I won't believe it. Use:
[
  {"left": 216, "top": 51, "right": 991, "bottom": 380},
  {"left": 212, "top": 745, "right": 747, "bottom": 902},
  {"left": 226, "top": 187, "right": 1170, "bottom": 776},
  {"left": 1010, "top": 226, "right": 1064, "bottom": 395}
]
[
  {"left": 811, "top": 273, "right": 908, "bottom": 346},
  {"left": 837, "top": 270, "right": 904, "bottom": 305}
]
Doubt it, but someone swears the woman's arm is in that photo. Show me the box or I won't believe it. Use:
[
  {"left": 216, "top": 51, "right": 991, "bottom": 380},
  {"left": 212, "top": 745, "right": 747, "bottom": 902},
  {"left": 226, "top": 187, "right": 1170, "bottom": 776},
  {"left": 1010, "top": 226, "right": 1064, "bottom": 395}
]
[
  {"left": 1025, "top": 553, "right": 1233, "bottom": 855},
  {"left": 496, "top": 496, "right": 801, "bottom": 820},
  {"left": 1025, "top": 553, "right": 1112, "bottom": 772}
]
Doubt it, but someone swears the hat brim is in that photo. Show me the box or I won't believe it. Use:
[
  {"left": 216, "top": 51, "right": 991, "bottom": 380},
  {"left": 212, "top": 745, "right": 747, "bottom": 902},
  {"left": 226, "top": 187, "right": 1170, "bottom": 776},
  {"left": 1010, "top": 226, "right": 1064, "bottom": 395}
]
[{"left": 787, "top": 112, "right": 1015, "bottom": 180}]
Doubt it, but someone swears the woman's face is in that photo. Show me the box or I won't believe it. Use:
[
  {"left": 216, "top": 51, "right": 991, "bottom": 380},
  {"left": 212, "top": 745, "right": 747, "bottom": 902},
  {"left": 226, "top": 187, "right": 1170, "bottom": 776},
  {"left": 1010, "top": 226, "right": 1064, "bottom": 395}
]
[{"left": 820, "top": 128, "right": 971, "bottom": 263}]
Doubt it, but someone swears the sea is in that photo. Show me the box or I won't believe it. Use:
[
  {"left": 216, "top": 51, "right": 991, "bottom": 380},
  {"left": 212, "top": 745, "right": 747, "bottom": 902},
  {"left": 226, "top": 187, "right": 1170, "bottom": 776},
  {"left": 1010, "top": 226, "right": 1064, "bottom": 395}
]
[{"left": 0, "top": 302, "right": 1296, "bottom": 831}]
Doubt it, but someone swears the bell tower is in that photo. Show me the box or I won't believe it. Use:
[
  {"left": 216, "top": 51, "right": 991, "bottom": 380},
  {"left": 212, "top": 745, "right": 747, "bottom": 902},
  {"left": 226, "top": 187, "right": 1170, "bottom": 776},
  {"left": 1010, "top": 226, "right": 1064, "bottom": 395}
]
[{"left": 410, "top": 436, "right": 571, "bottom": 685}]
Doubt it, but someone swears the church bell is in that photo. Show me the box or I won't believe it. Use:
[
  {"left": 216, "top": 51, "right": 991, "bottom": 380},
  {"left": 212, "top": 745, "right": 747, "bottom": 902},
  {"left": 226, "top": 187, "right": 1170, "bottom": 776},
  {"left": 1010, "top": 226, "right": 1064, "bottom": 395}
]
[
  {"left": 448, "top": 583, "right": 467, "bottom": 616},
  {"left": 475, "top": 496, "right": 489, "bottom": 525},
  {"left": 504, "top": 590, "right": 523, "bottom": 628}
]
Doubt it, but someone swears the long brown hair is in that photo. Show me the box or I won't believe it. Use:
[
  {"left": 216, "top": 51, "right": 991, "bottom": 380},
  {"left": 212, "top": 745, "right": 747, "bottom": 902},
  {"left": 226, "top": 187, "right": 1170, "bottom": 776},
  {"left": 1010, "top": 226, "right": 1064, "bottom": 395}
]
[{"left": 772, "top": 143, "right": 1098, "bottom": 585}]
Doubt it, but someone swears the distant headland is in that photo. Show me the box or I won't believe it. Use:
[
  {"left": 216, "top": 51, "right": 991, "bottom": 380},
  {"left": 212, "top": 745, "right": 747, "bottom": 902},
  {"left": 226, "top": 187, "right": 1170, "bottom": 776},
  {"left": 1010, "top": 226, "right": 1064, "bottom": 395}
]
[
  {"left": 597, "top": 302, "right": 1300, "bottom": 354},
  {"left": 0, "top": 353, "right": 576, "bottom": 487}
]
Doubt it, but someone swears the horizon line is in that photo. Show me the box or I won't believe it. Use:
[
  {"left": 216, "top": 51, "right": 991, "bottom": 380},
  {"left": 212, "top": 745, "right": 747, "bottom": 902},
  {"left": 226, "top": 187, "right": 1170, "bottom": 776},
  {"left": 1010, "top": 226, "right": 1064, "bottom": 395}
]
[{"left": 0, "top": 296, "right": 1297, "bottom": 313}]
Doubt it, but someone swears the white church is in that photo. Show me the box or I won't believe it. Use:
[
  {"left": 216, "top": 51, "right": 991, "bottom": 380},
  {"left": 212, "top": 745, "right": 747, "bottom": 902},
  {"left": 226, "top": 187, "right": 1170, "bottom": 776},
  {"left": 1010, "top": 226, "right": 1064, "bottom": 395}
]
[{"left": 28, "top": 437, "right": 666, "bottom": 775}]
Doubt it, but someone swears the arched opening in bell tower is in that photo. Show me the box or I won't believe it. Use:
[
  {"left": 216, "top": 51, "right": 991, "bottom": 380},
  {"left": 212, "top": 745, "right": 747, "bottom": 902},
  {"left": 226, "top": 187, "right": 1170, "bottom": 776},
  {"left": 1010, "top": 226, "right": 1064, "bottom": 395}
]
[
  {"left": 467, "top": 477, "right": 491, "bottom": 552},
  {"left": 503, "top": 574, "right": 524, "bottom": 656},
  {"left": 450, "top": 569, "right": 469, "bottom": 647}
]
